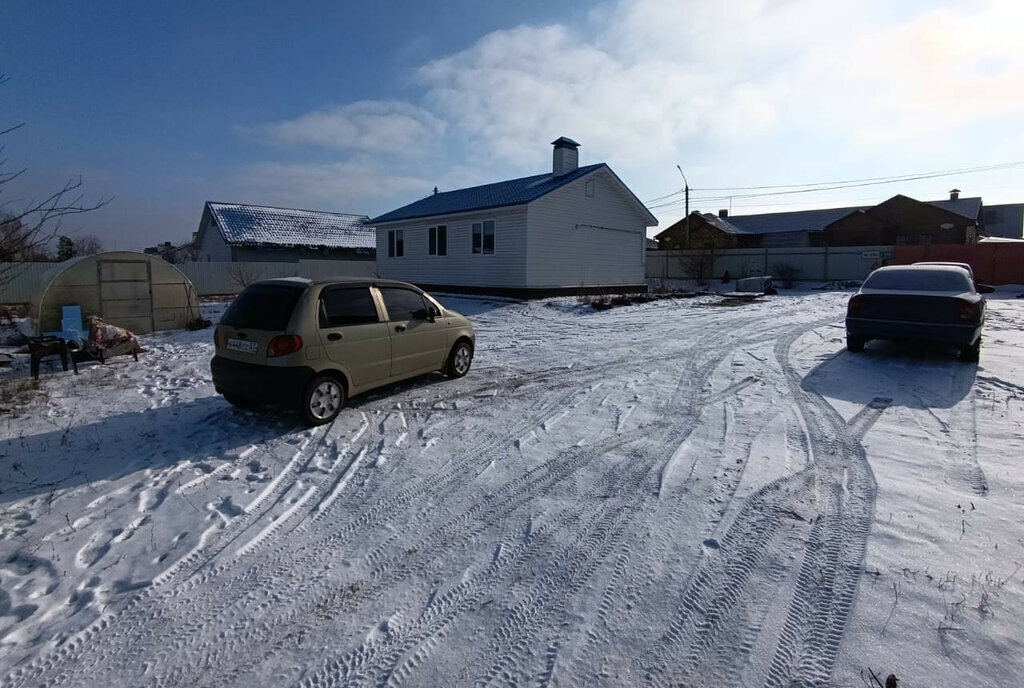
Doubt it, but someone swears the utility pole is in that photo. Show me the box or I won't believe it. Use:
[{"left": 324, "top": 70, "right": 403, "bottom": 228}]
[{"left": 676, "top": 165, "right": 690, "bottom": 248}]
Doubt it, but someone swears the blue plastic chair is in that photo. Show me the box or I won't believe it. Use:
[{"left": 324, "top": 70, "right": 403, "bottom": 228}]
[{"left": 44, "top": 304, "right": 88, "bottom": 346}]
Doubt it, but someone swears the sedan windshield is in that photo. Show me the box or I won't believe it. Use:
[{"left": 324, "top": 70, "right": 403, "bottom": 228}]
[{"left": 862, "top": 269, "right": 972, "bottom": 292}]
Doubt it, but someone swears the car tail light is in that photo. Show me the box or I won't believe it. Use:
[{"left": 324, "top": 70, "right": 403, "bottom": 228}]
[
  {"left": 959, "top": 301, "right": 978, "bottom": 321},
  {"left": 268, "top": 334, "right": 303, "bottom": 357},
  {"left": 847, "top": 296, "right": 863, "bottom": 317}
]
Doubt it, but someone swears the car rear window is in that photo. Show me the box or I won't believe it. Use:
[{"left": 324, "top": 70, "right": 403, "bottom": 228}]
[
  {"left": 221, "top": 284, "right": 305, "bottom": 330},
  {"left": 863, "top": 269, "right": 972, "bottom": 292}
]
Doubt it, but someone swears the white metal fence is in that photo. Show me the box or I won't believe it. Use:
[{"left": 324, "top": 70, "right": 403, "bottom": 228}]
[
  {"left": 645, "top": 246, "right": 894, "bottom": 284},
  {"left": 3, "top": 249, "right": 891, "bottom": 304},
  {"left": 180, "top": 260, "right": 377, "bottom": 295},
  {"left": 0, "top": 259, "right": 378, "bottom": 303}
]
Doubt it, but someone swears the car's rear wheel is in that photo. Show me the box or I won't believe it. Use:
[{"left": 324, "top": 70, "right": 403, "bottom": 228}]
[
  {"left": 302, "top": 375, "right": 345, "bottom": 425},
  {"left": 444, "top": 340, "right": 473, "bottom": 378},
  {"left": 846, "top": 335, "right": 865, "bottom": 353},
  {"left": 959, "top": 338, "right": 981, "bottom": 363}
]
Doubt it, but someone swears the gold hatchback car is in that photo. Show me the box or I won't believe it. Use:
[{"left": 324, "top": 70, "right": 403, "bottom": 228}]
[{"left": 211, "top": 278, "right": 475, "bottom": 425}]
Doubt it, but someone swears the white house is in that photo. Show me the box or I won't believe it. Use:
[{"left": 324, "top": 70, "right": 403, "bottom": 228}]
[{"left": 370, "top": 138, "right": 658, "bottom": 296}]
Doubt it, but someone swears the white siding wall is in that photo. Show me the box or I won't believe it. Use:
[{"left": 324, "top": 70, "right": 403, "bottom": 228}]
[
  {"left": 376, "top": 207, "right": 528, "bottom": 287},
  {"left": 197, "top": 221, "right": 231, "bottom": 261},
  {"left": 525, "top": 170, "right": 649, "bottom": 288}
]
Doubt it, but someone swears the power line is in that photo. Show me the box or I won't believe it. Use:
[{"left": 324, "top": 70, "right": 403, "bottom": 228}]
[
  {"left": 643, "top": 160, "right": 1024, "bottom": 208},
  {"left": 693, "top": 161, "right": 1024, "bottom": 192}
]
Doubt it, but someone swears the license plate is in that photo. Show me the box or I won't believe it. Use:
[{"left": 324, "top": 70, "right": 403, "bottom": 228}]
[{"left": 226, "top": 338, "right": 258, "bottom": 354}]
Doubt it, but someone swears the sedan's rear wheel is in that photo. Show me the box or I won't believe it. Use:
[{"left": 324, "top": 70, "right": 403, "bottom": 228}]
[
  {"left": 302, "top": 375, "right": 345, "bottom": 425},
  {"left": 959, "top": 338, "right": 981, "bottom": 363},
  {"left": 445, "top": 340, "right": 473, "bottom": 378},
  {"left": 846, "top": 336, "right": 865, "bottom": 353}
]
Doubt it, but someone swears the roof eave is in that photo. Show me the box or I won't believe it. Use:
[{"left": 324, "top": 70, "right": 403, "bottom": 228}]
[{"left": 371, "top": 201, "right": 531, "bottom": 226}]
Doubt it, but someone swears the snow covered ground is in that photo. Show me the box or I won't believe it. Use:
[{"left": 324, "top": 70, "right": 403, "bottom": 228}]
[{"left": 1, "top": 289, "right": 1022, "bottom": 687}]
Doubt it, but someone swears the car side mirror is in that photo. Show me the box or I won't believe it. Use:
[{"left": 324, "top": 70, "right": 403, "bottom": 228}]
[
  {"left": 976, "top": 283, "right": 995, "bottom": 294},
  {"left": 414, "top": 307, "right": 439, "bottom": 322}
]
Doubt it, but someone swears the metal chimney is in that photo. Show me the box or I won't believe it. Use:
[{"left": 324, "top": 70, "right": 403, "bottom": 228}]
[{"left": 551, "top": 137, "right": 580, "bottom": 176}]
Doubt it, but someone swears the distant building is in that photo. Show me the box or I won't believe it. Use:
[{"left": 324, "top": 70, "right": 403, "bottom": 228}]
[
  {"left": 371, "top": 137, "right": 657, "bottom": 296},
  {"left": 982, "top": 203, "right": 1024, "bottom": 239},
  {"left": 144, "top": 239, "right": 195, "bottom": 264},
  {"left": 655, "top": 190, "right": 983, "bottom": 249},
  {"left": 194, "top": 202, "right": 375, "bottom": 262}
]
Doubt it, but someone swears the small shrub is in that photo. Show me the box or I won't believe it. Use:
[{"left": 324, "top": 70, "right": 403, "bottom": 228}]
[{"left": 771, "top": 262, "right": 802, "bottom": 289}]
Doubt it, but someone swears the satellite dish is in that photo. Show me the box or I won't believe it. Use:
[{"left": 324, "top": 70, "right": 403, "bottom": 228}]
[{"left": 940, "top": 223, "right": 954, "bottom": 229}]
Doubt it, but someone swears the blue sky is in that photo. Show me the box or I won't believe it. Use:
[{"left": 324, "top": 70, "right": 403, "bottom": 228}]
[{"left": 2, "top": 0, "right": 1022, "bottom": 250}]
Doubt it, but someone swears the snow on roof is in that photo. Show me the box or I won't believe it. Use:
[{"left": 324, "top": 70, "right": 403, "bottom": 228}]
[
  {"left": 370, "top": 164, "right": 607, "bottom": 224},
  {"left": 979, "top": 236, "right": 1024, "bottom": 243},
  {"left": 207, "top": 203, "right": 374, "bottom": 248}
]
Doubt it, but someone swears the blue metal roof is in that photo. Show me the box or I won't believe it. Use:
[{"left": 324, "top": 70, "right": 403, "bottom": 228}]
[
  {"left": 930, "top": 197, "right": 982, "bottom": 220},
  {"left": 370, "top": 163, "right": 607, "bottom": 224},
  {"left": 207, "top": 203, "right": 374, "bottom": 248}
]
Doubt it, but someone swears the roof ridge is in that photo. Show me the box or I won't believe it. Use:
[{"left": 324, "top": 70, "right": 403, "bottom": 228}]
[
  {"left": 370, "top": 163, "right": 609, "bottom": 224},
  {"left": 427, "top": 162, "right": 606, "bottom": 198},
  {"left": 207, "top": 201, "right": 369, "bottom": 219}
]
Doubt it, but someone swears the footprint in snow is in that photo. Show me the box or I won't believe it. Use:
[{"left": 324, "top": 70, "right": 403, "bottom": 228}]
[
  {"left": 75, "top": 529, "right": 122, "bottom": 569},
  {"left": 138, "top": 486, "right": 168, "bottom": 512}
]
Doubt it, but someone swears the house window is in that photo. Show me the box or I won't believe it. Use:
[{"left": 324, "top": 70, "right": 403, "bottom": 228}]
[
  {"left": 388, "top": 229, "right": 404, "bottom": 257},
  {"left": 472, "top": 220, "right": 494, "bottom": 254},
  {"left": 585, "top": 180, "right": 595, "bottom": 197},
  {"left": 429, "top": 225, "right": 447, "bottom": 256}
]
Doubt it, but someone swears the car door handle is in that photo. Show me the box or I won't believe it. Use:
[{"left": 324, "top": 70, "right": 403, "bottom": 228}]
[
  {"left": 394, "top": 325, "right": 406, "bottom": 332},
  {"left": 327, "top": 332, "right": 343, "bottom": 341}
]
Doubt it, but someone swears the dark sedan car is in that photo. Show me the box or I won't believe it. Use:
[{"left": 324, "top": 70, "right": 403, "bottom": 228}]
[{"left": 845, "top": 265, "right": 986, "bottom": 362}]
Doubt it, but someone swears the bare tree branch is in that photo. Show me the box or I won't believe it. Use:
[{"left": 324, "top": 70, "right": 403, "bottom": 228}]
[{"left": 1, "top": 75, "right": 111, "bottom": 282}]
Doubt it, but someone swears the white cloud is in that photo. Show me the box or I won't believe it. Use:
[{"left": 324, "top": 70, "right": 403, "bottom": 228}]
[
  {"left": 232, "top": 0, "right": 1024, "bottom": 222},
  {"left": 242, "top": 101, "right": 445, "bottom": 154},
  {"left": 806, "top": 0, "right": 1024, "bottom": 145},
  {"left": 233, "top": 159, "right": 432, "bottom": 213}
]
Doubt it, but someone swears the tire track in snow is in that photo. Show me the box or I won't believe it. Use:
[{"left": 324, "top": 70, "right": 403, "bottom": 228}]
[
  {"left": 639, "top": 319, "right": 878, "bottom": 688},
  {"left": 5, "top": 299, "right": 856, "bottom": 688},
  {"left": 300, "top": 439, "right": 658, "bottom": 688},
  {"left": 5, "top": 376, "right": 619, "bottom": 688}
]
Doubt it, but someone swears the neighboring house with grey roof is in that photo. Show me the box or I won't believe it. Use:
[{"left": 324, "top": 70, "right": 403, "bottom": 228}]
[
  {"left": 370, "top": 137, "right": 658, "bottom": 296},
  {"left": 655, "top": 190, "right": 984, "bottom": 249},
  {"left": 194, "top": 202, "right": 375, "bottom": 262},
  {"left": 982, "top": 203, "right": 1024, "bottom": 239}
]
